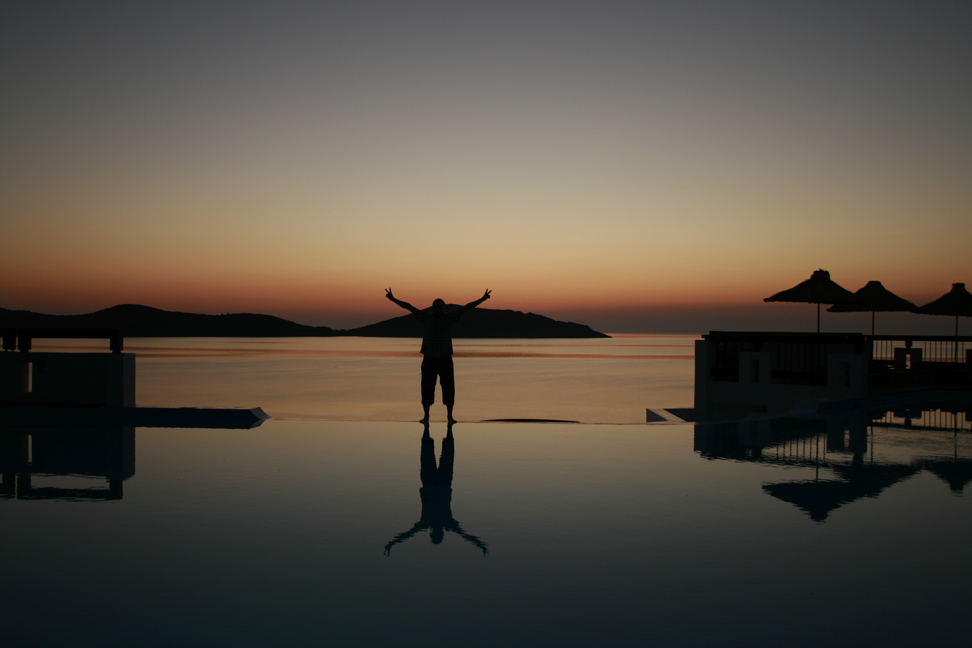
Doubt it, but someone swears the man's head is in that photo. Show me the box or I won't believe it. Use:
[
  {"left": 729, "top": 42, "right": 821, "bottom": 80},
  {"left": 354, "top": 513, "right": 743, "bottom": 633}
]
[{"left": 432, "top": 298, "right": 445, "bottom": 315}]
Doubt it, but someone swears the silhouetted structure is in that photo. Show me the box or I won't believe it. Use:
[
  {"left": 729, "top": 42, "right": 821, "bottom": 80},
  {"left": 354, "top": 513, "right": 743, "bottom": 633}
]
[
  {"left": 384, "top": 423, "right": 487, "bottom": 556},
  {"left": 0, "top": 329, "right": 268, "bottom": 425},
  {"left": 919, "top": 282, "right": 972, "bottom": 338},
  {"left": 764, "top": 269, "right": 858, "bottom": 332},
  {"left": 0, "top": 329, "right": 135, "bottom": 407},
  {"left": 694, "top": 331, "right": 868, "bottom": 418},
  {"left": 0, "top": 426, "right": 135, "bottom": 501},
  {"left": 694, "top": 329, "right": 972, "bottom": 419},
  {"left": 827, "top": 281, "right": 918, "bottom": 335},
  {"left": 694, "top": 400, "right": 972, "bottom": 522}
]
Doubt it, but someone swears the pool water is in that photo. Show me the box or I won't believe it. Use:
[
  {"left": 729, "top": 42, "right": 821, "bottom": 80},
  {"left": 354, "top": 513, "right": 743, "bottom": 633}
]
[{"left": 2, "top": 412, "right": 970, "bottom": 647}]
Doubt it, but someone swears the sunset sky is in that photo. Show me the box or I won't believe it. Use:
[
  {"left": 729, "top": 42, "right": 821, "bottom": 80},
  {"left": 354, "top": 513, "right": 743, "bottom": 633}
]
[{"left": 2, "top": 1, "right": 969, "bottom": 333}]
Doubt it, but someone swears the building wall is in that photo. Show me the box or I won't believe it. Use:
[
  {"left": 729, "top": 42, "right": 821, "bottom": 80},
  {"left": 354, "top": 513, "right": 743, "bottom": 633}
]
[
  {"left": 0, "top": 352, "right": 135, "bottom": 407},
  {"left": 695, "top": 338, "right": 867, "bottom": 418}
]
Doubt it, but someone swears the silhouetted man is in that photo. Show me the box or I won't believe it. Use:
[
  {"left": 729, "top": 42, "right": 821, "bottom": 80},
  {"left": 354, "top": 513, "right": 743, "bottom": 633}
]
[
  {"left": 385, "top": 288, "right": 490, "bottom": 423},
  {"left": 384, "top": 422, "right": 488, "bottom": 556}
]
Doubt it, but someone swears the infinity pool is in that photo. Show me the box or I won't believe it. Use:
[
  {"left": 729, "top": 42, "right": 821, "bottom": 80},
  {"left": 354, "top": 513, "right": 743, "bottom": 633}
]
[{"left": 2, "top": 412, "right": 969, "bottom": 647}]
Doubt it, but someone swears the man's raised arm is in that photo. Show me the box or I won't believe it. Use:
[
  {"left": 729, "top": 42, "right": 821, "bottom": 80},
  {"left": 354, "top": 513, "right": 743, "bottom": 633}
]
[
  {"left": 456, "top": 289, "right": 491, "bottom": 317},
  {"left": 385, "top": 288, "right": 421, "bottom": 315}
]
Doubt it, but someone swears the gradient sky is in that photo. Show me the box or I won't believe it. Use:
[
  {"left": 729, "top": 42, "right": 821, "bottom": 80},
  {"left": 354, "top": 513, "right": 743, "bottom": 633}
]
[{"left": 2, "top": 1, "right": 970, "bottom": 332}]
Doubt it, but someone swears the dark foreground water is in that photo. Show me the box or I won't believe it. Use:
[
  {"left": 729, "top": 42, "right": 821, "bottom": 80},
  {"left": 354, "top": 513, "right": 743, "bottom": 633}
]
[{"left": 2, "top": 411, "right": 970, "bottom": 647}]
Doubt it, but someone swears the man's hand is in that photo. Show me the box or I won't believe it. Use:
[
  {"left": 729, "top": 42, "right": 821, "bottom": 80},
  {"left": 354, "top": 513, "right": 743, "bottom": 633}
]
[
  {"left": 386, "top": 289, "right": 420, "bottom": 314},
  {"left": 458, "top": 289, "right": 492, "bottom": 315}
]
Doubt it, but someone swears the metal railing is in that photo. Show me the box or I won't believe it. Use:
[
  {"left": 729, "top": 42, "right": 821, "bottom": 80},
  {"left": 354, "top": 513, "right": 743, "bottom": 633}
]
[
  {"left": 704, "top": 332, "right": 865, "bottom": 385},
  {"left": 703, "top": 332, "right": 972, "bottom": 388},
  {"left": 870, "top": 407, "right": 971, "bottom": 432},
  {"left": 867, "top": 335, "right": 972, "bottom": 365}
]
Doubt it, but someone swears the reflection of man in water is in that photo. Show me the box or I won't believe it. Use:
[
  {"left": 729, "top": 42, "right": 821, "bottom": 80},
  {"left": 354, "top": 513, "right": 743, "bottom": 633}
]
[
  {"left": 384, "top": 423, "right": 488, "bottom": 556},
  {"left": 385, "top": 288, "right": 490, "bottom": 423}
]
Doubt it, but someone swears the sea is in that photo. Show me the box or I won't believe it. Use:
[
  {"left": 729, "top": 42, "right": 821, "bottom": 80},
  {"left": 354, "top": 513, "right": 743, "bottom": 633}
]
[
  {"left": 33, "top": 333, "right": 699, "bottom": 423},
  {"left": 2, "top": 335, "right": 970, "bottom": 647}
]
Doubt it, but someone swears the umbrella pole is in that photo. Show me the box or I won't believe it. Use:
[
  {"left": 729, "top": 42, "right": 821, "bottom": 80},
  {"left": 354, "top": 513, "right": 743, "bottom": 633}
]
[
  {"left": 817, "top": 303, "right": 821, "bottom": 333},
  {"left": 871, "top": 311, "right": 875, "bottom": 336}
]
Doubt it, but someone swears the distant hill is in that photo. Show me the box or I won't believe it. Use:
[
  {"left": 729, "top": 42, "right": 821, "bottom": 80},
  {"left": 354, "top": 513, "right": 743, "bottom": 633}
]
[
  {"left": 0, "top": 304, "right": 608, "bottom": 338},
  {"left": 343, "top": 306, "right": 609, "bottom": 338},
  {"left": 0, "top": 304, "right": 336, "bottom": 337}
]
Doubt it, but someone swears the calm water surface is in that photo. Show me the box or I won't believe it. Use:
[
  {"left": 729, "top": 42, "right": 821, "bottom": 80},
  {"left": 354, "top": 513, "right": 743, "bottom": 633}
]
[
  {"left": 36, "top": 334, "right": 698, "bottom": 422},
  {"left": 3, "top": 337, "right": 970, "bottom": 646}
]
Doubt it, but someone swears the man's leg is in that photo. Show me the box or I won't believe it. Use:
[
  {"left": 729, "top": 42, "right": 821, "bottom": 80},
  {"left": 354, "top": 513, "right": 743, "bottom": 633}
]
[
  {"left": 439, "top": 423, "right": 455, "bottom": 486},
  {"left": 420, "top": 356, "right": 436, "bottom": 423},
  {"left": 420, "top": 423, "right": 436, "bottom": 486},
  {"left": 440, "top": 356, "right": 456, "bottom": 423}
]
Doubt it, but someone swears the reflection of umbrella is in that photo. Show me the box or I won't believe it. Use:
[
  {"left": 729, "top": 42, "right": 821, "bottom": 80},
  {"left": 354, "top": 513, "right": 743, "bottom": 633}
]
[
  {"left": 764, "top": 269, "right": 858, "bottom": 333},
  {"left": 827, "top": 281, "right": 917, "bottom": 335},
  {"left": 920, "top": 459, "right": 972, "bottom": 495},
  {"left": 918, "top": 283, "right": 972, "bottom": 337},
  {"left": 763, "top": 464, "right": 919, "bottom": 522}
]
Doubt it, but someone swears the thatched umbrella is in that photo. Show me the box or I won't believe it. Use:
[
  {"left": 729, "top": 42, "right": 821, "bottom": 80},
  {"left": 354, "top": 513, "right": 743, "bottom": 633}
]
[
  {"left": 918, "top": 283, "right": 972, "bottom": 362},
  {"left": 918, "top": 283, "right": 972, "bottom": 337},
  {"left": 827, "top": 281, "right": 917, "bottom": 335},
  {"left": 764, "top": 269, "right": 858, "bottom": 333}
]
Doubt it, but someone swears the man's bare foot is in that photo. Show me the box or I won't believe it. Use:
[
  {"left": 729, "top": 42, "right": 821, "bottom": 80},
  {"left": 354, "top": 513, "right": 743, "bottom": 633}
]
[
  {"left": 447, "top": 417, "right": 457, "bottom": 424},
  {"left": 419, "top": 416, "right": 429, "bottom": 424}
]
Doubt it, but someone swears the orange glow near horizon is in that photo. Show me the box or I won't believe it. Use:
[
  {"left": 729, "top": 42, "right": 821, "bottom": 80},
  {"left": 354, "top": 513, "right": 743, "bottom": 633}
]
[
  {"left": 2, "top": 255, "right": 965, "bottom": 331},
  {"left": 2, "top": 4, "right": 969, "bottom": 332},
  {"left": 4, "top": 181, "right": 967, "bottom": 320}
]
